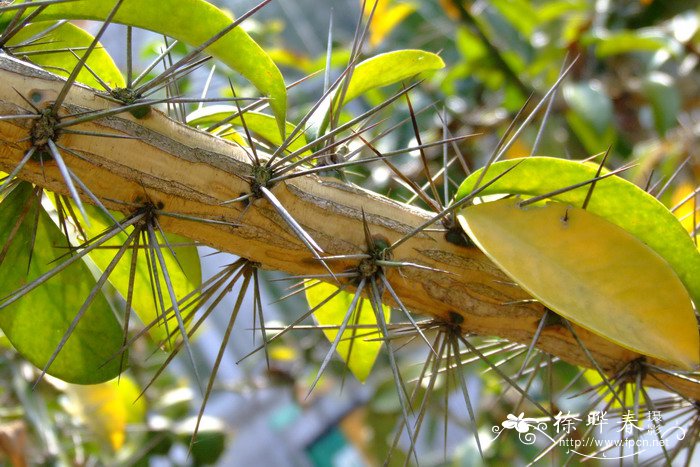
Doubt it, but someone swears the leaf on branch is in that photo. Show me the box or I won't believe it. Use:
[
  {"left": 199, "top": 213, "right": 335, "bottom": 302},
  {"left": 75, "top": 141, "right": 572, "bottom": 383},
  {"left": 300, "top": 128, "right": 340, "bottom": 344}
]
[{"left": 459, "top": 197, "right": 699, "bottom": 368}]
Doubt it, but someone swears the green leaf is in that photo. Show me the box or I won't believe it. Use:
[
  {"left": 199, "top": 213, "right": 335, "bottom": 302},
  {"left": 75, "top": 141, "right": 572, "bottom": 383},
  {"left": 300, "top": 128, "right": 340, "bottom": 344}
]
[
  {"left": 81, "top": 205, "right": 201, "bottom": 346},
  {"left": 563, "top": 81, "right": 616, "bottom": 153},
  {"left": 340, "top": 50, "right": 444, "bottom": 107},
  {"left": 316, "top": 49, "right": 444, "bottom": 137},
  {"left": 454, "top": 157, "right": 700, "bottom": 311},
  {"left": 459, "top": 198, "right": 698, "bottom": 368},
  {"left": 563, "top": 81, "right": 613, "bottom": 135},
  {"left": 7, "top": 21, "right": 125, "bottom": 90},
  {"left": 0, "top": 183, "right": 124, "bottom": 383},
  {"left": 305, "top": 281, "right": 390, "bottom": 382},
  {"left": 643, "top": 71, "right": 681, "bottom": 136},
  {"left": 31, "top": 0, "right": 286, "bottom": 132},
  {"left": 187, "top": 106, "right": 308, "bottom": 155},
  {"left": 587, "top": 30, "right": 676, "bottom": 58},
  {"left": 490, "top": 0, "right": 539, "bottom": 36}
]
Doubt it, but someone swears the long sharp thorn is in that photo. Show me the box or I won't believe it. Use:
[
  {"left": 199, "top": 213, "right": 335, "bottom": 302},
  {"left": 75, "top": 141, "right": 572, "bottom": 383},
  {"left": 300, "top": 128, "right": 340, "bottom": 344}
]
[
  {"left": 581, "top": 146, "right": 611, "bottom": 210},
  {"left": 270, "top": 119, "right": 386, "bottom": 178},
  {"left": 12, "top": 88, "right": 40, "bottom": 113},
  {"left": 66, "top": 49, "right": 111, "bottom": 92},
  {"left": 0, "top": 0, "right": 78, "bottom": 13},
  {"left": 326, "top": 0, "right": 377, "bottom": 133},
  {"left": 435, "top": 108, "right": 470, "bottom": 176},
  {"left": 144, "top": 228, "right": 172, "bottom": 349},
  {"left": 405, "top": 90, "right": 442, "bottom": 205},
  {"left": 450, "top": 337, "right": 484, "bottom": 460},
  {"left": 190, "top": 270, "right": 250, "bottom": 451},
  {"left": 369, "top": 279, "right": 415, "bottom": 447},
  {"left": 126, "top": 26, "right": 133, "bottom": 88},
  {"left": 61, "top": 162, "right": 121, "bottom": 229},
  {"left": 402, "top": 333, "right": 445, "bottom": 464},
  {"left": 671, "top": 185, "right": 700, "bottom": 213},
  {"left": 52, "top": 0, "right": 126, "bottom": 114},
  {"left": 156, "top": 210, "right": 239, "bottom": 228},
  {"left": 516, "top": 309, "right": 549, "bottom": 378},
  {"left": 260, "top": 187, "right": 321, "bottom": 252},
  {"left": 152, "top": 217, "right": 186, "bottom": 273},
  {"left": 229, "top": 80, "right": 259, "bottom": 165},
  {"left": 131, "top": 40, "right": 179, "bottom": 88},
  {"left": 306, "top": 278, "right": 367, "bottom": 398},
  {"left": 259, "top": 186, "right": 337, "bottom": 282},
  {"left": 198, "top": 64, "right": 216, "bottom": 110},
  {"left": 442, "top": 107, "right": 449, "bottom": 208},
  {"left": 519, "top": 163, "right": 635, "bottom": 207},
  {"left": 0, "top": 114, "right": 41, "bottom": 121},
  {"left": 655, "top": 155, "right": 691, "bottom": 200},
  {"left": 148, "top": 226, "right": 204, "bottom": 395},
  {"left": 267, "top": 66, "right": 350, "bottom": 165},
  {"left": 269, "top": 151, "right": 410, "bottom": 184},
  {"left": 0, "top": 5, "right": 29, "bottom": 43},
  {"left": 442, "top": 339, "right": 450, "bottom": 462},
  {"left": 119, "top": 231, "right": 140, "bottom": 377},
  {"left": 406, "top": 156, "right": 461, "bottom": 206},
  {"left": 379, "top": 273, "right": 436, "bottom": 356},
  {"left": 387, "top": 331, "right": 442, "bottom": 464},
  {"left": 358, "top": 133, "right": 441, "bottom": 212},
  {"left": 252, "top": 269, "right": 270, "bottom": 369},
  {"left": 46, "top": 139, "right": 88, "bottom": 224},
  {"left": 0, "top": 147, "right": 35, "bottom": 194},
  {"left": 375, "top": 260, "right": 451, "bottom": 274},
  {"left": 323, "top": 11, "right": 333, "bottom": 93},
  {"left": 531, "top": 55, "right": 569, "bottom": 157},
  {"left": 219, "top": 193, "right": 252, "bottom": 206},
  {"left": 562, "top": 319, "right": 626, "bottom": 408},
  {"left": 55, "top": 96, "right": 197, "bottom": 129}
]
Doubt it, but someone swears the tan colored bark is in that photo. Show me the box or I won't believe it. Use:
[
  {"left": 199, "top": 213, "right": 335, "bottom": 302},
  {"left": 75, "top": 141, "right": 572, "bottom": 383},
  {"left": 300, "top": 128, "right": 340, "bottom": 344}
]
[{"left": 0, "top": 56, "right": 696, "bottom": 400}]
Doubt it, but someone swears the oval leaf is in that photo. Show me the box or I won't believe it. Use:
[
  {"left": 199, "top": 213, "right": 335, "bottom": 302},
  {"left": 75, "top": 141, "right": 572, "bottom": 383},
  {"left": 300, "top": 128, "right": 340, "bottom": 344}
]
[
  {"left": 0, "top": 183, "right": 124, "bottom": 383},
  {"left": 458, "top": 198, "right": 699, "bottom": 368},
  {"left": 455, "top": 157, "right": 700, "bottom": 310},
  {"left": 305, "top": 281, "right": 390, "bottom": 382},
  {"left": 341, "top": 49, "right": 444, "bottom": 107}
]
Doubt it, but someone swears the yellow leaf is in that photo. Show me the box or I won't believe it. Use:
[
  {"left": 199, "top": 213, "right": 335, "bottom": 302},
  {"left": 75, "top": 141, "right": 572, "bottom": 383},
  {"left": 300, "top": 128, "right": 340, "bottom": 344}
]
[
  {"left": 306, "top": 281, "right": 390, "bottom": 382},
  {"left": 365, "top": 2, "right": 417, "bottom": 46},
  {"left": 458, "top": 198, "right": 699, "bottom": 368},
  {"left": 66, "top": 376, "right": 146, "bottom": 450}
]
